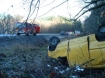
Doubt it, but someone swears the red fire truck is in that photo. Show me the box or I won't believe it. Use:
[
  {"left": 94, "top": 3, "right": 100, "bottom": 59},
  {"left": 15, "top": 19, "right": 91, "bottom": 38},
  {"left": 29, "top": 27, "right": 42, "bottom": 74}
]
[{"left": 15, "top": 22, "right": 40, "bottom": 36}]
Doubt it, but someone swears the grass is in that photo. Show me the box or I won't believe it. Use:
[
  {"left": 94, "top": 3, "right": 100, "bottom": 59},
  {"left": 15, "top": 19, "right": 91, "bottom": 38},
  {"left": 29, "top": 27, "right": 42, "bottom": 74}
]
[
  {"left": 0, "top": 43, "right": 105, "bottom": 78},
  {"left": 0, "top": 44, "right": 49, "bottom": 78}
]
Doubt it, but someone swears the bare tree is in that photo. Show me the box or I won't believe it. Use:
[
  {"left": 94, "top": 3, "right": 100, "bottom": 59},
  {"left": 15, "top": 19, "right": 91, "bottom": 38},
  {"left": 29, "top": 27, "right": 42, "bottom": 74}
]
[
  {"left": 0, "top": 14, "right": 19, "bottom": 34},
  {"left": 74, "top": 0, "right": 105, "bottom": 20}
]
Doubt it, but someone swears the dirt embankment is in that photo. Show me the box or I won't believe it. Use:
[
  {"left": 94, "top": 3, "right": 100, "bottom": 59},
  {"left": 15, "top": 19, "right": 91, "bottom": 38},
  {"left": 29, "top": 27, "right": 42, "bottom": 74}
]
[
  {"left": 0, "top": 35, "right": 104, "bottom": 78},
  {"left": 0, "top": 36, "right": 49, "bottom": 78},
  {"left": 0, "top": 35, "right": 73, "bottom": 78}
]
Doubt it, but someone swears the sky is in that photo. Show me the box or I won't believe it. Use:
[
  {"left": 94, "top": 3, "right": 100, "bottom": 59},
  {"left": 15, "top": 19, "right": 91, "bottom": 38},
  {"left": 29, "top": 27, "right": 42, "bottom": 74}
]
[{"left": 0, "top": 0, "right": 89, "bottom": 21}]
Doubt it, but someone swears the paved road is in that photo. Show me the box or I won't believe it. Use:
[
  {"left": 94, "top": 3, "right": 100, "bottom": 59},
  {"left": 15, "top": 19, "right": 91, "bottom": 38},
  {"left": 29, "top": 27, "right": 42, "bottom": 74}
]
[
  {"left": 37, "top": 33, "right": 66, "bottom": 40},
  {"left": 0, "top": 33, "right": 60, "bottom": 36},
  {"left": 0, "top": 33, "right": 66, "bottom": 41}
]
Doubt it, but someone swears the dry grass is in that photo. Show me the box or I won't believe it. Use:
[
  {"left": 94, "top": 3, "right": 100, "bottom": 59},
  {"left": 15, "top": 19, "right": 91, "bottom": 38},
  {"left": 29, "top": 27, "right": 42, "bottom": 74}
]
[
  {"left": 0, "top": 41, "right": 105, "bottom": 78},
  {"left": 0, "top": 44, "right": 49, "bottom": 78}
]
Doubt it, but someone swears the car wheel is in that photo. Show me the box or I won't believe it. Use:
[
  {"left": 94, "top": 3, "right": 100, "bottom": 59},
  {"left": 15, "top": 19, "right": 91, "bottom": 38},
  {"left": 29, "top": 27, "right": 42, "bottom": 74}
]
[
  {"left": 49, "top": 36, "right": 60, "bottom": 46},
  {"left": 17, "top": 33, "right": 20, "bottom": 36}
]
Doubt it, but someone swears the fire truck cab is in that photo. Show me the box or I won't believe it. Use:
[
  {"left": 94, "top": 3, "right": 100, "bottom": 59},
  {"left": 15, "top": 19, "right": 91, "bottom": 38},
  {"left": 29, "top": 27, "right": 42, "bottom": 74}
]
[{"left": 15, "top": 22, "right": 40, "bottom": 36}]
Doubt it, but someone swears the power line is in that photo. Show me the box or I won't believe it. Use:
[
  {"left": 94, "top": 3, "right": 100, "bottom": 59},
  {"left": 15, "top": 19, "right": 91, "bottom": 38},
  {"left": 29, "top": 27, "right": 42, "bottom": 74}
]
[
  {"left": 39, "top": 0, "right": 55, "bottom": 8},
  {"left": 37, "top": 0, "right": 68, "bottom": 18},
  {"left": 40, "top": 0, "right": 46, "bottom": 5},
  {"left": 9, "top": 0, "right": 27, "bottom": 14}
]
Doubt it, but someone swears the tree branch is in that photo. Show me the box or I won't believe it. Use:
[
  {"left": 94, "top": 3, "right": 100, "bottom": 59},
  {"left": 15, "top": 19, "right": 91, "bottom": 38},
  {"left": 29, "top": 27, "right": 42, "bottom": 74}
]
[
  {"left": 33, "top": 0, "right": 40, "bottom": 23},
  {"left": 29, "top": 0, "right": 39, "bottom": 18},
  {"left": 74, "top": 1, "right": 105, "bottom": 20},
  {"left": 74, "top": 3, "right": 92, "bottom": 19},
  {"left": 26, "top": 0, "right": 34, "bottom": 22}
]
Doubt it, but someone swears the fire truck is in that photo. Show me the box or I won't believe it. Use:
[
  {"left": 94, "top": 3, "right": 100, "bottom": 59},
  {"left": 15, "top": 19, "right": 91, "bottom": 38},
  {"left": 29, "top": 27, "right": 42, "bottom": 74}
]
[{"left": 15, "top": 22, "right": 40, "bottom": 36}]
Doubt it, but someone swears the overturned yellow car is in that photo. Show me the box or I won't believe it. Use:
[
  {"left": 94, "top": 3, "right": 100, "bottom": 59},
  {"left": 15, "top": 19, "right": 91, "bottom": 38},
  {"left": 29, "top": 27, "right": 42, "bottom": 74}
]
[{"left": 48, "top": 26, "right": 105, "bottom": 68}]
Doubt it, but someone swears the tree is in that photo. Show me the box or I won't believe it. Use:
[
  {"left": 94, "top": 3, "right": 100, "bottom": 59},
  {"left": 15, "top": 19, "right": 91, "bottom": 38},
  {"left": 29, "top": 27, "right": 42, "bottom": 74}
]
[
  {"left": 73, "top": 20, "right": 83, "bottom": 32},
  {"left": 74, "top": 0, "right": 105, "bottom": 20},
  {"left": 83, "top": 4, "right": 105, "bottom": 33},
  {"left": 14, "top": 15, "right": 23, "bottom": 22},
  {"left": 0, "top": 14, "right": 20, "bottom": 34}
]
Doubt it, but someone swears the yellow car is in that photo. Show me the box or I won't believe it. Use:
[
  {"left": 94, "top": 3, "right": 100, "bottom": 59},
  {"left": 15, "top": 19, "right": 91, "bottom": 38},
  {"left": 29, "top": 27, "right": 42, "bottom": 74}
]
[{"left": 48, "top": 26, "right": 105, "bottom": 68}]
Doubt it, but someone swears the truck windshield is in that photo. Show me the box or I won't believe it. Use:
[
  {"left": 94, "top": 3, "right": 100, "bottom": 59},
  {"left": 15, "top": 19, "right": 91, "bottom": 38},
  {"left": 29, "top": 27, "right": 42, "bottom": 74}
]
[{"left": 15, "top": 22, "right": 25, "bottom": 28}]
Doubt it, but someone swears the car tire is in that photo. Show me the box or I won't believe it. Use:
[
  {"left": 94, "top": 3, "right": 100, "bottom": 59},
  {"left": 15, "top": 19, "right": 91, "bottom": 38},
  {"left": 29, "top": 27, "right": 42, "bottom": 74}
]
[
  {"left": 49, "top": 36, "right": 60, "bottom": 46},
  {"left": 17, "top": 33, "right": 20, "bottom": 36}
]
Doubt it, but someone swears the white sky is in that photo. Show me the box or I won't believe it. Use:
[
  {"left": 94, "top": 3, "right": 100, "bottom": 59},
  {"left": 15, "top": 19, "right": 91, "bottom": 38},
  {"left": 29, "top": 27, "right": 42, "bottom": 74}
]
[{"left": 0, "top": 0, "right": 89, "bottom": 21}]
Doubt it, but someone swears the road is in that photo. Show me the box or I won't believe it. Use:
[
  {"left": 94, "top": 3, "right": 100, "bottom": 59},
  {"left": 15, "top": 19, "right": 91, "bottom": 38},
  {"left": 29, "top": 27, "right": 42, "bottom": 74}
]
[
  {"left": 0, "top": 33, "right": 60, "bottom": 36},
  {"left": 0, "top": 33, "right": 66, "bottom": 41},
  {"left": 38, "top": 33, "right": 66, "bottom": 40},
  {"left": 0, "top": 33, "right": 69, "bottom": 48}
]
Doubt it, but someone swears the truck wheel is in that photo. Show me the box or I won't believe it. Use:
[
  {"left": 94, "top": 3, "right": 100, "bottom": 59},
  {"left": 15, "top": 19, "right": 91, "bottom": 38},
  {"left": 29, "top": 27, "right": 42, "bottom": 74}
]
[
  {"left": 26, "top": 33, "right": 29, "bottom": 36},
  {"left": 33, "top": 33, "right": 36, "bottom": 36},
  {"left": 17, "top": 33, "right": 20, "bottom": 36}
]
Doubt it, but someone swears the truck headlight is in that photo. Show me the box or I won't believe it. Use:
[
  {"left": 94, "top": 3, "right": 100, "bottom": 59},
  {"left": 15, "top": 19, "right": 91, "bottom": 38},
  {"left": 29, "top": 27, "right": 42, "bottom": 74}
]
[{"left": 47, "top": 46, "right": 49, "bottom": 50}]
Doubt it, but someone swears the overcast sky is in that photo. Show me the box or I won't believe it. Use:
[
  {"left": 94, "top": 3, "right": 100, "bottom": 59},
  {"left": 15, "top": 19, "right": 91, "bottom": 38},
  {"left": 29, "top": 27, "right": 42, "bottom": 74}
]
[{"left": 0, "top": 0, "right": 89, "bottom": 21}]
